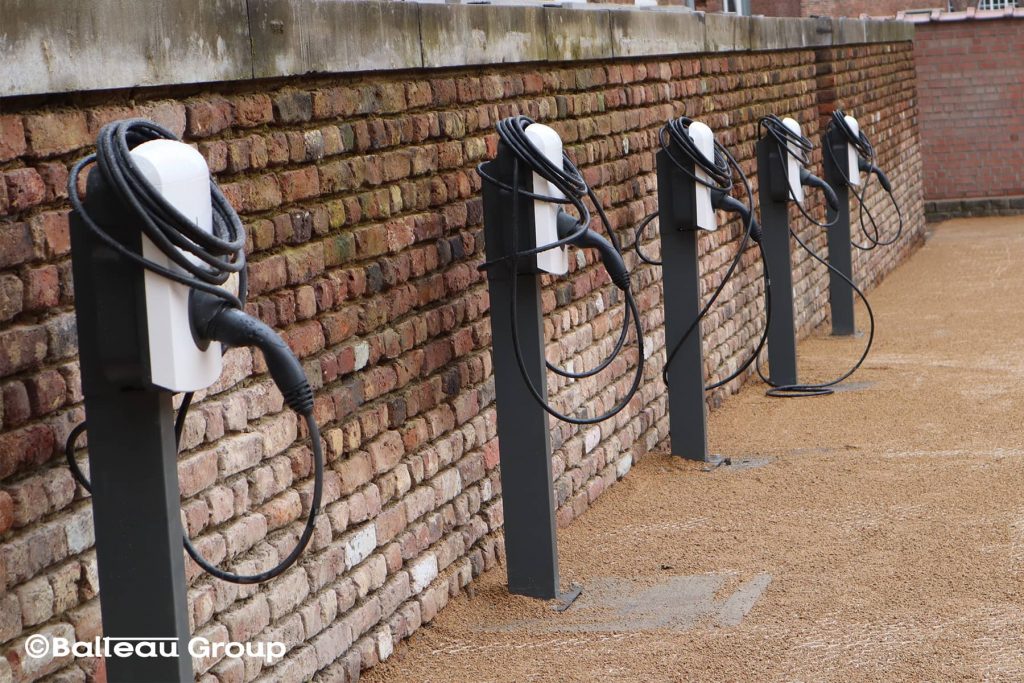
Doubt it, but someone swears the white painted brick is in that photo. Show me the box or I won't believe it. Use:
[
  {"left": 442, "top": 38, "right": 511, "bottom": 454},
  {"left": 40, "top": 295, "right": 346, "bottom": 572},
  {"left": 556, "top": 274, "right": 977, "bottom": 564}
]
[{"left": 343, "top": 523, "right": 377, "bottom": 570}]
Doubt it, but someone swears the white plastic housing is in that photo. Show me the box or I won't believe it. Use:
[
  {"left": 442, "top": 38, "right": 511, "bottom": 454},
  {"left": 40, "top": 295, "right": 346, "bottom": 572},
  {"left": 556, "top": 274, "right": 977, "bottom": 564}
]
[
  {"left": 782, "top": 117, "right": 805, "bottom": 205},
  {"left": 131, "top": 140, "right": 222, "bottom": 392},
  {"left": 524, "top": 123, "right": 569, "bottom": 275},
  {"left": 688, "top": 121, "right": 717, "bottom": 231},
  {"left": 844, "top": 114, "right": 862, "bottom": 186}
]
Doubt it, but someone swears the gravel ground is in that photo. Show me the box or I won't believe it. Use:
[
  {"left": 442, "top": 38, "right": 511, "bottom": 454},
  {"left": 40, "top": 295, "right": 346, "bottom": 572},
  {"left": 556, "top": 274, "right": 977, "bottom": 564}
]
[{"left": 365, "top": 216, "right": 1024, "bottom": 682}]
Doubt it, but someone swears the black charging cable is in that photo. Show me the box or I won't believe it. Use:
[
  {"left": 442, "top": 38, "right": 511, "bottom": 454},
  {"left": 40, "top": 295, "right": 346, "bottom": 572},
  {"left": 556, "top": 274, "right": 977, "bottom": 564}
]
[
  {"left": 754, "top": 114, "right": 877, "bottom": 398},
  {"left": 824, "top": 110, "right": 904, "bottom": 250},
  {"left": 65, "top": 119, "right": 323, "bottom": 584},
  {"left": 633, "top": 212, "right": 663, "bottom": 266},
  {"left": 477, "top": 116, "right": 644, "bottom": 425},
  {"left": 652, "top": 117, "right": 770, "bottom": 393}
]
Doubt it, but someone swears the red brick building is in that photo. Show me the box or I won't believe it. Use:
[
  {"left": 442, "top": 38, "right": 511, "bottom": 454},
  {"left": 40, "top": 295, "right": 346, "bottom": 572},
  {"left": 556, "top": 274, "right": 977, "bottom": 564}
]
[
  {"left": 693, "top": 0, "right": 977, "bottom": 15},
  {"left": 910, "top": 10, "right": 1024, "bottom": 216}
]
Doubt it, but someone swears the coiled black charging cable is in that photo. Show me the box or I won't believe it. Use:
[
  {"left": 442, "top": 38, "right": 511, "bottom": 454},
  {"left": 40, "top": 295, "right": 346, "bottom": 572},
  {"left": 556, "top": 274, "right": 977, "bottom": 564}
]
[
  {"left": 824, "top": 110, "right": 904, "bottom": 250},
  {"left": 477, "top": 116, "right": 644, "bottom": 425},
  {"left": 65, "top": 119, "right": 324, "bottom": 584},
  {"left": 637, "top": 117, "right": 770, "bottom": 393},
  {"left": 754, "top": 114, "right": 876, "bottom": 398}
]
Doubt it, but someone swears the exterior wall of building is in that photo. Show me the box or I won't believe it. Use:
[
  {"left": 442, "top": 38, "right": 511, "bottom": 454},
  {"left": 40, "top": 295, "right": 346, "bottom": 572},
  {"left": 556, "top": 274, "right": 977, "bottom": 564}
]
[
  {"left": 802, "top": 0, "right": 945, "bottom": 16},
  {"left": 912, "top": 14, "right": 1024, "bottom": 212},
  {"left": 750, "top": 0, "right": 967, "bottom": 16},
  {"left": 0, "top": 6, "right": 922, "bottom": 682}
]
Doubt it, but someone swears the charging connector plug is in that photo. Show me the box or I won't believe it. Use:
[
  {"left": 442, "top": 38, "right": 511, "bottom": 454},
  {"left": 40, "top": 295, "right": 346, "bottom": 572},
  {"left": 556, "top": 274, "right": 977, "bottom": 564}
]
[
  {"left": 711, "top": 190, "right": 762, "bottom": 243},
  {"left": 555, "top": 210, "right": 630, "bottom": 291},
  {"left": 858, "top": 157, "right": 892, "bottom": 193},
  {"left": 799, "top": 168, "right": 840, "bottom": 212},
  {"left": 190, "top": 291, "right": 313, "bottom": 416}
]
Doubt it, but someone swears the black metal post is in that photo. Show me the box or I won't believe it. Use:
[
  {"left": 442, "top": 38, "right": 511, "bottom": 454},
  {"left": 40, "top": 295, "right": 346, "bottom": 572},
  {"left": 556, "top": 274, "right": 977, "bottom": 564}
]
[
  {"left": 756, "top": 137, "right": 799, "bottom": 387},
  {"left": 655, "top": 149, "right": 710, "bottom": 462},
  {"left": 823, "top": 127, "right": 856, "bottom": 336},
  {"left": 480, "top": 144, "right": 562, "bottom": 600},
  {"left": 70, "top": 173, "right": 193, "bottom": 682}
]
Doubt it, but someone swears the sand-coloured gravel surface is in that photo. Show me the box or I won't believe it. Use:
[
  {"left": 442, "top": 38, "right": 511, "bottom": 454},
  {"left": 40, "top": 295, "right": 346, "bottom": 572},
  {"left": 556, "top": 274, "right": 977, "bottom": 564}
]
[{"left": 366, "top": 216, "right": 1024, "bottom": 682}]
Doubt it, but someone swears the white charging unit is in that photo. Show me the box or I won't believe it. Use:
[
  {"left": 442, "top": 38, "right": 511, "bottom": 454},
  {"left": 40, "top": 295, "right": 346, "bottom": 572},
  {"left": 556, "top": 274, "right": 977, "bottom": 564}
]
[
  {"left": 130, "top": 140, "right": 222, "bottom": 392},
  {"left": 844, "top": 114, "right": 862, "bottom": 187},
  {"left": 782, "top": 117, "right": 806, "bottom": 204},
  {"left": 523, "top": 124, "right": 570, "bottom": 275},
  {"left": 688, "top": 121, "right": 718, "bottom": 231}
]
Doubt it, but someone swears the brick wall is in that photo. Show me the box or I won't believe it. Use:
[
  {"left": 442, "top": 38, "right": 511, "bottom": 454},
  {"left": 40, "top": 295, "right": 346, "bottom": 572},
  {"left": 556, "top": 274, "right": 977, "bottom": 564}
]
[
  {"left": 804, "top": 0, "right": 942, "bottom": 15},
  {"left": 913, "top": 16, "right": 1024, "bottom": 203},
  {"left": 752, "top": 0, "right": 946, "bottom": 15},
  {"left": 752, "top": 0, "right": 803, "bottom": 15},
  {"left": 0, "top": 45, "right": 922, "bottom": 683}
]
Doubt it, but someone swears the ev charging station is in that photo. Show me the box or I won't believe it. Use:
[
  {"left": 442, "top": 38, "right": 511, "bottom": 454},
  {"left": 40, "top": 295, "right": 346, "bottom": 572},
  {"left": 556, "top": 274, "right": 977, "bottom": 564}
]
[
  {"left": 757, "top": 116, "right": 842, "bottom": 387},
  {"left": 654, "top": 119, "right": 760, "bottom": 462},
  {"left": 68, "top": 120, "right": 321, "bottom": 682},
  {"left": 757, "top": 118, "right": 804, "bottom": 387},
  {"left": 478, "top": 117, "right": 639, "bottom": 604},
  {"left": 823, "top": 113, "right": 865, "bottom": 336},
  {"left": 479, "top": 123, "right": 574, "bottom": 603},
  {"left": 656, "top": 122, "right": 716, "bottom": 463},
  {"left": 70, "top": 139, "right": 210, "bottom": 682}
]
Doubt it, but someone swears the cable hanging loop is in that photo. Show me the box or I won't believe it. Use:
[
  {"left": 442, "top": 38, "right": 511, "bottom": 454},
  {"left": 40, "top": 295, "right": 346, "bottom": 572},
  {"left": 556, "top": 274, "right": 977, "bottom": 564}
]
[{"left": 477, "top": 116, "right": 646, "bottom": 424}]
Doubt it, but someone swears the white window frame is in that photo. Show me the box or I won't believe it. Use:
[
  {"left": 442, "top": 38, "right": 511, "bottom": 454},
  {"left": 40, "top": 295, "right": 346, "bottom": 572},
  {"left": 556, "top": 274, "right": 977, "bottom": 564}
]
[
  {"left": 977, "top": 0, "right": 1019, "bottom": 9},
  {"left": 722, "top": 0, "right": 752, "bottom": 15}
]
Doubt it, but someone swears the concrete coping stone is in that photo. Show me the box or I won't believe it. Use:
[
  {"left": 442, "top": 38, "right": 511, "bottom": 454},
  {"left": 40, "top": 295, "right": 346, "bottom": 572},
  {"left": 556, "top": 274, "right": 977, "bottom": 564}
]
[{"left": 0, "top": 0, "right": 914, "bottom": 98}]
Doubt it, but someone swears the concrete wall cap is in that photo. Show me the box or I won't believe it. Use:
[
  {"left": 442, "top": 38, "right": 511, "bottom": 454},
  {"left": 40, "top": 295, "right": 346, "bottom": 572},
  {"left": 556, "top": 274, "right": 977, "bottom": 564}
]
[{"left": 0, "top": 0, "right": 915, "bottom": 98}]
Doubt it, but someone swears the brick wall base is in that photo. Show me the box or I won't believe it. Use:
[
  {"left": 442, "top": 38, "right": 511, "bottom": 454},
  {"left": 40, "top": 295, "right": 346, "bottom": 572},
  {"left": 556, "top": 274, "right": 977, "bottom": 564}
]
[{"left": 925, "top": 196, "right": 1024, "bottom": 222}]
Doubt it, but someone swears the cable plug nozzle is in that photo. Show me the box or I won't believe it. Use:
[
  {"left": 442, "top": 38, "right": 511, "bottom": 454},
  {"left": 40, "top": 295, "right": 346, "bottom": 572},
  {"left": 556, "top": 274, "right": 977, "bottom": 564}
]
[
  {"left": 858, "top": 158, "right": 892, "bottom": 193},
  {"left": 190, "top": 291, "right": 313, "bottom": 415},
  {"left": 800, "top": 168, "right": 839, "bottom": 212},
  {"left": 711, "top": 190, "right": 762, "bottom": 244},
  {"left": 556, "top": 210, "right": 630, "bottom": 291}
]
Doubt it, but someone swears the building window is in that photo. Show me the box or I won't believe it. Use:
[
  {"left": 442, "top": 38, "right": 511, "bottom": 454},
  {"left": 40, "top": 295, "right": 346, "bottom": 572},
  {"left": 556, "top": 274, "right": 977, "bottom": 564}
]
[
  {"left": 977, "top": 0, "right": 1019, "bottom": 9},
  {"left": 722, "top": 0, "right": 752, "bottom": 14}
]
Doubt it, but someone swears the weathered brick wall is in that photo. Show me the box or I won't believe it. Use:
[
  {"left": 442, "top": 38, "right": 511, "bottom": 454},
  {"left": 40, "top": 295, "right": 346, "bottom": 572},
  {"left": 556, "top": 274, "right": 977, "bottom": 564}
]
[
  {"left": 0, "top": 44, "right": 921, "bottom": 683},
  {"left": 913, "top": 16, "right": 1024, "bottom": 203},
  {"left": 752, "top": 0, "right": 947, "bottom": 16},
  {"left": 803, "top": 0, "right": 941, "bottom": 16},
  {"left": 751, "top": 0, "right": 803, "bottom": 16}
]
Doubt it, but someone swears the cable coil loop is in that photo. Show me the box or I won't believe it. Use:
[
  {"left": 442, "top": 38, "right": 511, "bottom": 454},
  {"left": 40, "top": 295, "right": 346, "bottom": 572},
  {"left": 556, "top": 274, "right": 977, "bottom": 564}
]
[
  {"left": 824, "top": 109, "right": 904, "bottom": 250},
  {"left": 66, "top": 119, "right": 323, "bottom": 584},
  {"left": 654, "top": 117, "right": 770, "bottom": 393},
  {"left": 476, "top": 116, "right": 645, "bottom": 424},
  {"left": 758, "top": 114, "right": 838, "bottom": 229}
]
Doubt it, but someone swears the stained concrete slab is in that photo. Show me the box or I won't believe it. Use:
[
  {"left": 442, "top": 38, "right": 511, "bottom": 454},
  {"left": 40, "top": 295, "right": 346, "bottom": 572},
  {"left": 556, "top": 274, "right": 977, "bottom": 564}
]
[
  {"left": 419, "top": 3, "right": 548, "bottom": 69},
  {"left": 609, "top": 8, "right": 704, "bottom": 59},
  {"left": 545, "top": 7, "right": 614, "bottom": 62},
  {"left": 248, "top": 0, "right": 422, "bottom": 77},
  {"left": 0, "top": 0, "right": 252, "bottom": 97},
  {"left": 491, "top": 573, "right": 773, "bottom": 633}
]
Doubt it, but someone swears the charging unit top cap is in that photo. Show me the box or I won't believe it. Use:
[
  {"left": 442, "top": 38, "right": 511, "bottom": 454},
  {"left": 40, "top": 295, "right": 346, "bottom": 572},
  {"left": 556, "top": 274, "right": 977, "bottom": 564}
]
[
  {"left": 782, "top": 117, "right": 805, "bottom": 205},
  {"left": 688, "top": 121, "right": 717, "bottom": 232},
  {"left": 843, "top": 114, "right": 862, "bottom": 187},
  {"left": 524, "top": 123, "right": 569, "bottom": 275},
  {"left": 130, "top": 139, "right": 223, "bottom": 392}
]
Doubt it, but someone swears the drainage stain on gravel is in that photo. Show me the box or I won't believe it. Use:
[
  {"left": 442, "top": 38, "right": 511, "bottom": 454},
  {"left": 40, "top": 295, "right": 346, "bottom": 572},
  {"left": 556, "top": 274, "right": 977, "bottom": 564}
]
[{"left": 365, "top": 220, "right": 1024, "bottom": 682}]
